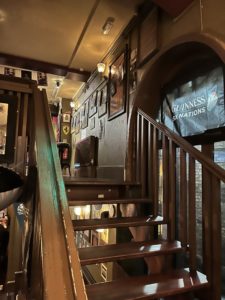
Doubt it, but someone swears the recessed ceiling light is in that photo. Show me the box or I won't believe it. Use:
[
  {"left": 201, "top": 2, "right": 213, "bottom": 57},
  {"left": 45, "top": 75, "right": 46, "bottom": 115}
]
[{"left": 102, "top": 17, "right": 115, "bottom": 35}]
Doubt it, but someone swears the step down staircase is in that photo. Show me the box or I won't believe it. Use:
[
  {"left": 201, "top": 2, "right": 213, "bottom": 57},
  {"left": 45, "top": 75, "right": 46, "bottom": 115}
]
[{"left": 64, "top": 177, "right": 209, "bottom": 300}]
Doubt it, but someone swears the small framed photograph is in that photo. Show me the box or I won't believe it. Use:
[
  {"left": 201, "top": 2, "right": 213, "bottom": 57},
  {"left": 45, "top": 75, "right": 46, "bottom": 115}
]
[
  {"left": 75, "top": 112, "right": 80, "bottom": 135},
  {"left": 90, "top": 117, "right": 95, "bottom": 130},
  {"left": 108, "top": 50, "right": 127, "bottom": 120},
  {"left": 63, "top": 113, "right": 71, "bottom": 123},
  {"left": 37, "top": 72, "right": 48, "bottom": 86},
  {"left": 4, "top": 67, "right": 15, "bottom": 77},
  {"left": 21, "top": 70, "right": 32, "bottom": 80},
  {"left": 89, "top": 92, "right": 98, "bottom": 118},
  {"left": 81, "top": 101, "right": 89, "bottom": 129},
  {"left": 98, "top": 85, "right": 107, "bottom": 118}
]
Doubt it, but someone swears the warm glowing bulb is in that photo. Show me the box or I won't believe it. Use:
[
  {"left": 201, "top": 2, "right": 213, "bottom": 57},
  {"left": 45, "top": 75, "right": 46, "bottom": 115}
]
[
  {"left": 70, "top": 101, "right": 75, "bottom": 108},
  {"left": 97, "top": 63, "right": 106, "bottom": 73},
  {"left": 85, "top": 205, "right": 91, "bottom": 214},
  {"left": 74, "top": 207, "right": 81, "bottom": 216}
]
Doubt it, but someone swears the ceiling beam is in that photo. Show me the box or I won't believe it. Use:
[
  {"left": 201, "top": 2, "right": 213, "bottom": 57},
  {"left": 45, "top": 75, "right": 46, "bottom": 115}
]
[{"left": 0, "top": 52, "right": 91, "bottom": 82}]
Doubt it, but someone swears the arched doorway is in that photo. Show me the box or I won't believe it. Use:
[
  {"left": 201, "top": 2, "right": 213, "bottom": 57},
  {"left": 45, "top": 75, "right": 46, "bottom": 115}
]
[{"left": 126, "top": 32, "right": 225, "bottom": 299}]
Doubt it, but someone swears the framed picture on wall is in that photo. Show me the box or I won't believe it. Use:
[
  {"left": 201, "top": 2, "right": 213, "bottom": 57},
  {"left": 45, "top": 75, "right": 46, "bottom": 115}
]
[
  {"left": 108, "top": 50, "right": 127, "bottom": 120},
  {"left": 129, "top": 48, "right": 138, "bottom": 94},
  {"left": 81, "top": 101, "right": 89, "bottom": 129},
  {"left": 37, "top": 71, "right": 48, "bottom": 86},
  {"left": 90, "top": 117, "right": 95, "bottom": 130},
  {"left": 89, "top": 92, "right": 98, "bottom": 118},
  {"left": 98, "top": 84, "right": 107, "bottom": 118},
  {"left": 4, "top": 67, "right": 15, "bottom": 77},
  {"left": 63, "top": 113, "right": 71, "bottom": 123},
  {"left": 75, "top": 112, "right": 80, "bottom": 135}
]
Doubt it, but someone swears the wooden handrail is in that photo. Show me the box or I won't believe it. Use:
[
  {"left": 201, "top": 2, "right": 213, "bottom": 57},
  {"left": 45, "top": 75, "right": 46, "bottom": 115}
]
[
  {"left": 32, "top": 87, "right": 87, "bottom": 299},
  {"left": 138, "top": 108, "right": 225, "bottom": 183}
]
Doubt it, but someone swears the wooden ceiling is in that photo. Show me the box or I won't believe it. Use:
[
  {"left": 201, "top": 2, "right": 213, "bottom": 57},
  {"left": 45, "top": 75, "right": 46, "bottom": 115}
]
[{"left": 0, "top": 0, "right": 194, "bottom": 101}]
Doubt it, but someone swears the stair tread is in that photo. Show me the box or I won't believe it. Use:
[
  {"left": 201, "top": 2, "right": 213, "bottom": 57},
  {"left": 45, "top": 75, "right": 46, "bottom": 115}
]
[
  {"left": 69, "top": 197, "right": 151, "bottom": 206},
  {"left": 86, "top": 268, "right": 208, "bottom": 300},
  {"left": 79, "top": 240, "right": 183, "bottom": 265},
  {"left": 64, "top": 177, "right": 139, "bottom": 186},
  {"left": 73, "top": 215, "right": 165, "bottom": 230}
]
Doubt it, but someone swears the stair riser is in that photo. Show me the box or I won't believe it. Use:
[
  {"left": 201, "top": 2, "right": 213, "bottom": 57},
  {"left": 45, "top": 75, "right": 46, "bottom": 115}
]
[{"left": 66, "top": 186, "right": 119, "bottom": 200}]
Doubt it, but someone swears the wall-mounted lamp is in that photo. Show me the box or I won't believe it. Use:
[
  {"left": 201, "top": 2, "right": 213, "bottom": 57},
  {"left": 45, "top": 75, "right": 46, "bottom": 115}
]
[
  {"left": 70, "top": 101, "right": 75, "bottom": 108},
  {"left": 97, "top": 62, "right": 106, "bottom": 74}
]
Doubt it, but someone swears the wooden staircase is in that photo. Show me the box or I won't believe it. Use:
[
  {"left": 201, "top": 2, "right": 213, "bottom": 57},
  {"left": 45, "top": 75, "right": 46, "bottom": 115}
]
[{"left": 64, "top": 178, "right": 209, "bottom": 300}]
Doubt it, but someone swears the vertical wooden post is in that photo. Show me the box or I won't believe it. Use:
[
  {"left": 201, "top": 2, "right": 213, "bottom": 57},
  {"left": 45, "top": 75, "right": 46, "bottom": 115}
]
[
  {"left": 168, "top": 140, "right": 176, "bottom": 241},
  {"left": 202, "top": 144, "right": 213, "bottom": 285},
  {"left": 148, "top": 123, "right": 154, "bottom": 202},
  {"left": 179, "top": 149, "right": 187, "bottom": 247},
  {"left": 152, "top": 127, "right": 159, "bottom": 216},
  {"left": 136, "top": 113, "right": 142, "bottom": 183},
  {"left": 140, "top": 116, "right": 147, "bottom": 197},
  {"left": 211, "top": 177, "right": 221, "bottom": 300},
  {"left": 162, "top": 135, "right": 169, "bottom": 221},
  {"left": 188, "top": 155, "right": 196, "bottom": 273}
]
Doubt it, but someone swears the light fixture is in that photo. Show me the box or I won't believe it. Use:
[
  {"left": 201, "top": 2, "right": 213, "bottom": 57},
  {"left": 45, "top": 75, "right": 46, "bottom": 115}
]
[
  {"left": 74, "top": 207, "right": 81, "bottom": 216},
  {"left": 97, "top": 63, "right": 106, "bottom": 74},
  {"left": 70, "top": 101, "right": 75, "bottom": 108},
  {"left": 102, "top": 17, "right": 115, "bottom": 35}
]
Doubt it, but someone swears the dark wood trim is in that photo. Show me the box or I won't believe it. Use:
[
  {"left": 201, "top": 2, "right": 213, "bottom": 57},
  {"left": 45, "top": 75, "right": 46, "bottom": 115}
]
[{"left": 0, "top": 52, "right": 90, "bottom": 81}]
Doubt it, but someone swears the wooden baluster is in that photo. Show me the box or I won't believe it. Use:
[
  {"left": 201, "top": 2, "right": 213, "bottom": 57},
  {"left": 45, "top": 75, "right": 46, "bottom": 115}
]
[
  {"left": 179, "top": 148, "right": 187, "bottom": 247},
  {"left": 201, "top": 144, "right": 213, "bottom": 287},
  {"left": 188, "top": 155, "right": 196, "bottom": 273},
  {"left": 140, "top": 116, "right": 147, "bottom": 197},
  {"left": 152, "top": 126, "right": 159, "bottom": 217},
  {"left": 136, "top": 113, "right": 142, "bottom": 182},
  {"left": 162, "top": 134, "right": 169, "bottom": 222},
  {"left": 168, "top": 140, "right": 176, "bottom": 241},
  {"left": 148, "top": 123, "right": 154, "bottom": 203},
  {"left": 211, "top": 176, "right": 221, "bottom": 300}
]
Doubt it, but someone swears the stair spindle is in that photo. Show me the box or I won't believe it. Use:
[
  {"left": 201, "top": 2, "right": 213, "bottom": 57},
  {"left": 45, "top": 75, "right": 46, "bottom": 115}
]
[
  {"left": 179, "top": 148, "right": 187, "bottom": 247},
  {"left": 188, "top": 155, "right": 196, "bottom": 273}
]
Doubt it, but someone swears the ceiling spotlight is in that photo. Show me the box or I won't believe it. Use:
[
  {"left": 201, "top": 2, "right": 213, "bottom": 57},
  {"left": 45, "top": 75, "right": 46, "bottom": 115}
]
[{"left": 102, "top": 17, "right": 115, "bottom": 35}]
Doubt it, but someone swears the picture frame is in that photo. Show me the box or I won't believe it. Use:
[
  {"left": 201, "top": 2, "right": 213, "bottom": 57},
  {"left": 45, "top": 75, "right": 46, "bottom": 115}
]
[
  {"left": 90, "top": 117, "right": 95, "bottom": 130},
  {"left": 75, "top": 112, "right": 80, "bottom": 135},
  {"left": 108, "top": 50, "right": 127, "bottom": 120},
  {"left": 81, "top": 101, "right": 89, "bottom": 129},
  {"left": 21, "top": 70, "right": 32, "bottom": 80},
  {"left": 0, "top": 95, "right": 18, "bottom": 163},
  {"left": 98, "top": 84, "right": 107, "bottom": 118},
  {"left": 4, "top": 67, "right": 15, "bottom": 77},
  {"left": 89, "top": 92, "right": 98, "bottom": 118},
  {"left": 129, "top": 48, "right": 138, "bottom": 94},
  {"left": 37, "top": 71, "right": 48, "bottom": 86},
  {"left": 63, "top": 113, "right": 71, "bottom": 123}
]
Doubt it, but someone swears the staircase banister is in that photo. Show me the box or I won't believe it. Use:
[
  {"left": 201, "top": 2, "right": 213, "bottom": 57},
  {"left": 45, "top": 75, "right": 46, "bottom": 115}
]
[{"left": 138, "top": 108, "right": 225, "bottom": 183}]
